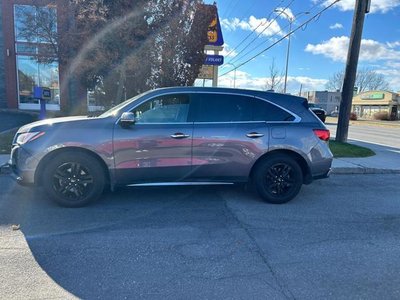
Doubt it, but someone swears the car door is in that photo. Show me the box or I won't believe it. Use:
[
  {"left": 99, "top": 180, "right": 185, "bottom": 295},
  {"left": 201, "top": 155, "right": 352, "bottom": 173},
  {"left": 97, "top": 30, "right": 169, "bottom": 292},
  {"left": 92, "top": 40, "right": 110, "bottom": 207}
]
[
  {"left": 190, "top": 93, "right": 270, "bottom": 181},
  {"left": 113, "top": 93, "right": 193, "bottom": 184}
]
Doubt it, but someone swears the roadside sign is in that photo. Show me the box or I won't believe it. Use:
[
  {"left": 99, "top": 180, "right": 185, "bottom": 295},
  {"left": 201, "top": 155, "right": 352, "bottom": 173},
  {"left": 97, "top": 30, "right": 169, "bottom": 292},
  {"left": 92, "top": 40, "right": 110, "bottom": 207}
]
[
  {"left": 198, "top": 65, "right": 214, "bottom": 79},
  {"left": 205, "top": 55, "right": 224, "bottom": 66},
  {"left": 34, "top": 86, "right": 51, "bottom": 100},
  {"left": 207, "top": 12, "right": 224, "bottom": 46},
  {"left": 42, "top": 88, "right": 51, "bottom": 100}
]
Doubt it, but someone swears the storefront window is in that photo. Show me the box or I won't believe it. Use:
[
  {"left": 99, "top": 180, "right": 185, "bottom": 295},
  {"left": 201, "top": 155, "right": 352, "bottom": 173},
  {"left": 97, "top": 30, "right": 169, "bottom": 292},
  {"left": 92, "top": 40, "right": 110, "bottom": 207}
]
[
  {"left": 14, "top": 5, "right": 60, "bottom": 110},
  {"left": 14, "top": 5, "right": 57, "bottom": 43},
  {"left": 17, "top": 56, "right": 60, "bottom": 107}
]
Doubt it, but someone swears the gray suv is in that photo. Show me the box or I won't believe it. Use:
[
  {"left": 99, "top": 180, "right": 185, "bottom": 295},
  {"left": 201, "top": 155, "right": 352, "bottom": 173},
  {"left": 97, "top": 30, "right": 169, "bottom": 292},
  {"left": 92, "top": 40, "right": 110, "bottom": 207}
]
[{"left": 9, "top": 87, "right": 332, "bottom": 207}]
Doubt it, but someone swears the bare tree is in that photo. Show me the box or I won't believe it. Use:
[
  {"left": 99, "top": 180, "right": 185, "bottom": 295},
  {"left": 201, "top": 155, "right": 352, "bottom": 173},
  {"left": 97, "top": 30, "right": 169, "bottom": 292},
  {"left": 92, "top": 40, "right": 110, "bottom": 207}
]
[
  {"left": 17, "top": 0, "right": 214, "bottom": 112},
  {"left": 264, "top": 58, "right": 284, "bottom": 92},
  {"left": 15, "top": 2, "right": 59, "bottom": 64},
  {"left": 326, "top": 67, "right": 389, "bottom": 92}
]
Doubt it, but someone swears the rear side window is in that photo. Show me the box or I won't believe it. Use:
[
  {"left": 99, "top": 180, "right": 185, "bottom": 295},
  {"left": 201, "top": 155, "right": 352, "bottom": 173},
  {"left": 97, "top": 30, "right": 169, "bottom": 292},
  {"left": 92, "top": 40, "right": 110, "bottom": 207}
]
[
  {"left": 193, "top": 93, "right": 252, "bottom": 122},
  {"left": 253, "top": 98, "right": 295, "bottom": 122}
]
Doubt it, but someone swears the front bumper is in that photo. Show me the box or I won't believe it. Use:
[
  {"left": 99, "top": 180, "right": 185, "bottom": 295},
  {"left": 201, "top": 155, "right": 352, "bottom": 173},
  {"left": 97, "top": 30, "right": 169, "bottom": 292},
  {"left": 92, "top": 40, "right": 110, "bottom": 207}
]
[{"left": 9, "top": 145, "right": 39, "bottom": 185}]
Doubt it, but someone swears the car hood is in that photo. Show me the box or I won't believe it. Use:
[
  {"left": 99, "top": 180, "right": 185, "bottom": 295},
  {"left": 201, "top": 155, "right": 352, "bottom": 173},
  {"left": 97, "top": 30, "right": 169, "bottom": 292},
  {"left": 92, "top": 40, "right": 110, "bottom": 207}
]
[{"left": 17, "top": 116, "right": 90, "bottom": 133}]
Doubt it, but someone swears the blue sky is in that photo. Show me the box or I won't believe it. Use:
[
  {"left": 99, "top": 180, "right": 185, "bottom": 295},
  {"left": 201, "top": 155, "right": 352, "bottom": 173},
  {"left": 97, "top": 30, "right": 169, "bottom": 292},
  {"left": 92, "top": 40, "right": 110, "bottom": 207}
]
[{"left": 197, "top": 0, "right": 400, "bottom": 93}]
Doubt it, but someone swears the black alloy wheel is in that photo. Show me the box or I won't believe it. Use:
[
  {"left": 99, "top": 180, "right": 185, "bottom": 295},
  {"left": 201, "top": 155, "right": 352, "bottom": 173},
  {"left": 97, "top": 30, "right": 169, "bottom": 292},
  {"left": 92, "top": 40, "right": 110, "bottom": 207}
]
[
  {"left": 52, "top": 162, "right": 94, "bottom": 201},
  {"left": 43, "top": 152, "right": 105, "bottom": 207},
  {"left": 254, "top": 154, "right": 303, "bottom": 204},
  {"left": 265, "top": 162, "right": 295, "bottom": 196}
]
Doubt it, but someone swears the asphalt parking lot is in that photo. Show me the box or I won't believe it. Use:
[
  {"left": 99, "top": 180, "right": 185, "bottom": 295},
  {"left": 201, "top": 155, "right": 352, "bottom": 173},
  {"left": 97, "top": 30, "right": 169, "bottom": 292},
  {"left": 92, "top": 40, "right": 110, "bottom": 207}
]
[{"left": 1, "top": 174, "right": 400, "bottom": 299}]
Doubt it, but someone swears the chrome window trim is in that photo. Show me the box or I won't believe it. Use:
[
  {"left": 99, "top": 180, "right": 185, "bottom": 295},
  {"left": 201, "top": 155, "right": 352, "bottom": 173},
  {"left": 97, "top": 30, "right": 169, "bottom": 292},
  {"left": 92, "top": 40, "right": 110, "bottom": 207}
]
[
  {"left": 133, "top": 122, "right": 194, "bottom": 125},
  {"left": 115, "top": 90, "right": 301, "bottom": 125}
]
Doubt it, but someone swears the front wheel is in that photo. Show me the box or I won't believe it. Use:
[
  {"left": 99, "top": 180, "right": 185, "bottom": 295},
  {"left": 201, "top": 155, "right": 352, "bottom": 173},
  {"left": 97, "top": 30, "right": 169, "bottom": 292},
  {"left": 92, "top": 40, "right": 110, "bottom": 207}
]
[
  {"left": 253, "top": 154, "right": 303, "bottom": 204},
  {"left": 42, "top": 152, "right": 105, "bottom": 207}
]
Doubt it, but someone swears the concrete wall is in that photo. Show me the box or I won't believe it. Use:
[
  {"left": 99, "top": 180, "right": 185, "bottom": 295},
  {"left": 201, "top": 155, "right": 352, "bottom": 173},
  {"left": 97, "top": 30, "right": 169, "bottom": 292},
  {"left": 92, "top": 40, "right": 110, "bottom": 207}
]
[
  {"left": 0, "top": 4, "right": 6, "bottom": 108},
  {"left": 300, "top": 91, "right": 341, "bottom": 114}
]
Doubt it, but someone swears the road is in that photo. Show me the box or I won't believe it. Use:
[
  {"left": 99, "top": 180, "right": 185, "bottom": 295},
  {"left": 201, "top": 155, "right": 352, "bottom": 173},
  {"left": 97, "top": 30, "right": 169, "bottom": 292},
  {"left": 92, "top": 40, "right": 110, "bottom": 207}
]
[
  {"left": 1, "top": 174, "right": 400, "bottom": 299},
  {"left": 326, "top": 121, "right": 400, "bottom": 149}
]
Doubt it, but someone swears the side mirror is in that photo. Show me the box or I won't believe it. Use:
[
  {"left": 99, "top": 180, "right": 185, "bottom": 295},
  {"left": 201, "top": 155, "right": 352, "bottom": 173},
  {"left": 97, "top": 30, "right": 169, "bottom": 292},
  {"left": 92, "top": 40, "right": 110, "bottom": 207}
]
[{"left": 120, "top": 112, "right": 136, "bottom": 128}]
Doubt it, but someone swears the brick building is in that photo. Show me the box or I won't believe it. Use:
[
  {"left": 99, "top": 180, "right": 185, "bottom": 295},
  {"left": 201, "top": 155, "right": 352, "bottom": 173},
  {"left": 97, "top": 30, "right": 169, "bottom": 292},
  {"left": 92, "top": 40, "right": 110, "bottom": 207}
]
[
  {"left": 1, "top": 1, "right": 83, "bottom": 112},
  {"left": 0, "top": 3, "right": 6, "bottom": 108}
]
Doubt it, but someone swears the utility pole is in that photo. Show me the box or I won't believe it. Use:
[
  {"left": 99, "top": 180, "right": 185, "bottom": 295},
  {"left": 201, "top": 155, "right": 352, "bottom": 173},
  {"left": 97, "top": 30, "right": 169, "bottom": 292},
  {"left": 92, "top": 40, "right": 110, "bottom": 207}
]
[{"left": 336, "top": 0, "right": 370, "bottom": 142}]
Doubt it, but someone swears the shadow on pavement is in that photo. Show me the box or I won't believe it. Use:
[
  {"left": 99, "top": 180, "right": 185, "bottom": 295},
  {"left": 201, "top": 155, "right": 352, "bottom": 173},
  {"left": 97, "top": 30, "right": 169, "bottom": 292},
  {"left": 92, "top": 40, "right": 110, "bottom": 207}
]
[
  {"left": 0, "top": 177, "right": 285, "bottom": 299},
  {"left": 2, "top": 173, "right": 400, "bottom": 299}
]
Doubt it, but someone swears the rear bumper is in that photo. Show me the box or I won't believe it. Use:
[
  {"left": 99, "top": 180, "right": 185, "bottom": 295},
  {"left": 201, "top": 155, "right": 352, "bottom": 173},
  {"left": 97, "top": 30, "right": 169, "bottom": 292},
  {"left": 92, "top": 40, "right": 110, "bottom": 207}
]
[{"left": 313, "top": 168, "right": 331, "bottom": 180}]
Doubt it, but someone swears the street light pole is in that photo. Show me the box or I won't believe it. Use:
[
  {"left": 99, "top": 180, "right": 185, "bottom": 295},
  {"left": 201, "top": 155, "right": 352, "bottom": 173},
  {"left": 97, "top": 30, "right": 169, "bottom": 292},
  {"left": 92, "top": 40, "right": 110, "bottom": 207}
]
[
  {"left": 283, "top": 20, "right": 292, "bottom": 94},
  {"left": 274, "top": 10, "right": 309, "bottom": 94},
  {"left": 224, "top": 63, "right": 237, "bottom": 88}
]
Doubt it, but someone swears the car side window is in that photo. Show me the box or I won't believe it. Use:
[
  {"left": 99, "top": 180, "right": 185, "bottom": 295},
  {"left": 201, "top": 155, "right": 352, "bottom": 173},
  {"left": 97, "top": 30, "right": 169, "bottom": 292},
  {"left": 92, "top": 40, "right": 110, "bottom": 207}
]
[
  {"left": 194, "top": 93, "right": 253, "bottom": 122},
  {"left": 252, "top": 98, "right": 295, "bottom": 122},
  {"left": 132, "top": 94, "right": 190, "bottom": 123}
]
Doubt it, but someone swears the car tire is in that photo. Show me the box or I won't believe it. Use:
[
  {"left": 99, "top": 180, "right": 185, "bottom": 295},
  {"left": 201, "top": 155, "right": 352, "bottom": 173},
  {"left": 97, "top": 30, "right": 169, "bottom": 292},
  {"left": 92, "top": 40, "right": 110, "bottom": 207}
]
[
  {"left": 42, "top": 151, "right": 105, "bottom": 207},
  {"left": 253, "top": 154, "right": 303, "bottom": 204}
]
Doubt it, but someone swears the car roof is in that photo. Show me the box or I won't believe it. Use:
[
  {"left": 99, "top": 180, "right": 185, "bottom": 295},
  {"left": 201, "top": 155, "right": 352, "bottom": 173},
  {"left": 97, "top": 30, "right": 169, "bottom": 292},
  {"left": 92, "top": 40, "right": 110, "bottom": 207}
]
[{"left": 147, "top": 86, "right": 307, "bottom": 105}]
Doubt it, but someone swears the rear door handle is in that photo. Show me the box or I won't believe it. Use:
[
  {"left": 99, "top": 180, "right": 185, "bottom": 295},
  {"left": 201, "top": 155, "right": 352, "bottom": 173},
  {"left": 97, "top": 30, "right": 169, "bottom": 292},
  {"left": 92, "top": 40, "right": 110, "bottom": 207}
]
[
  {"left": 246, "top": 132, "right": 264, "bottom": 138},
  {"left": 171, "top": 133, "right": 190, "bottom": 139}
]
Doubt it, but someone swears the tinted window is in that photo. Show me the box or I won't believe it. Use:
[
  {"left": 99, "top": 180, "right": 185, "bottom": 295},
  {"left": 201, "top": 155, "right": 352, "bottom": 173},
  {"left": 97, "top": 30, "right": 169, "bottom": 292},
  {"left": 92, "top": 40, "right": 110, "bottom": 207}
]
[
  {"left": 132, "top": 94, "right": 190, "bottom": 123},
  {"left": 194, "top": 93, "right": 252, "bottom": 122},
  {"left": 253, "top": 98, "right": 295, "bottom": 121}
]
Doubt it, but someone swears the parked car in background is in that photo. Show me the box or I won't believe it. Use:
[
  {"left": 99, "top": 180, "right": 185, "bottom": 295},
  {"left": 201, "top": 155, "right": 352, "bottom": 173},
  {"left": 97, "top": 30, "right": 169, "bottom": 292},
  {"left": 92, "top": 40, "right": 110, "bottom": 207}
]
[
  {"left": 308, "top": 103, "right": 327, "bottom": 123},
  {"left": 8, "top": 87, "right": 333, "bottom": 207},
  {"left": 330, "top": 110, "right": 339, "bottom": 117}
]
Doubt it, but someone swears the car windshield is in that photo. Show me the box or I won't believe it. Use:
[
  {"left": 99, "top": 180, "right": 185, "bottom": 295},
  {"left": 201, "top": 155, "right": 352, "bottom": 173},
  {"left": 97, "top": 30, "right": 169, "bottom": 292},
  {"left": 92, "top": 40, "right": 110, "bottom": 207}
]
[{"left": 99, "top": 92, "right": 148, "bottom": 117}]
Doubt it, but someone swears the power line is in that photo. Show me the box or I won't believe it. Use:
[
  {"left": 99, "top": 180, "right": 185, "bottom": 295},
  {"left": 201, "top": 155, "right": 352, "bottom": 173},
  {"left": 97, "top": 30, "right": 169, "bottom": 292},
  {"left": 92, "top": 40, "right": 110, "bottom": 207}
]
[
  {"left": 222, "top": 0, "right": 241, "bottom": 19},
  {"left": 223, "top": 0, "right": 288, "bottom": 58},
  {"left": 219, "top": 0, "right": 341, "bottom": 78},
  {"left": 224, "top": 0, "right": 295, "bottom": 64},
  {"left": 227, "top": 0, "right": 325, "bottom": 66}
]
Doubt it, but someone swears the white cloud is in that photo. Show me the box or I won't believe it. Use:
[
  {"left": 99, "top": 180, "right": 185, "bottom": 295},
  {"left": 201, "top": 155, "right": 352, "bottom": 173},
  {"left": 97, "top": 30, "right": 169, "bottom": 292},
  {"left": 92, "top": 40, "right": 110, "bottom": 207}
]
[
  {"left": 305, "top": 36, "right": 400, "bottom": 62},
  {"left": 221, "top": 16, "right": 282, "bottom": 37},
  {"left": 219, "top": 44, "right": 238, "bottom": 57},
  {"left": 216, "top": 70, "right": 328, "bottom": 93},
  {"left": 387, "top": 41, "right": 400, "bottom": 48},
  {"left": 314, "top": 0, "right": 400, "bottom": 14},
  {"left": 329, "top": 23, "right": 343, "bottom": 29}
]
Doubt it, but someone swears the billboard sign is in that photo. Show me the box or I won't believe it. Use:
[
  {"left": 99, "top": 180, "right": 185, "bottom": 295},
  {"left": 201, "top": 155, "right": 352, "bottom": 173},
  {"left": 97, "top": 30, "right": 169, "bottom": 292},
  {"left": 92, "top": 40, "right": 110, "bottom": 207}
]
[
  {"left": 198, "top": 65, "right": 214, "bottom": 79},
  {"left": 207, "top": 12, "right": 224, "bottom": 46},
  {"left": 205, "top": 55, "right": 224, "bottom": 66},
  {"left": 361, "top": 93, "right": 385, "bottom": 100}
]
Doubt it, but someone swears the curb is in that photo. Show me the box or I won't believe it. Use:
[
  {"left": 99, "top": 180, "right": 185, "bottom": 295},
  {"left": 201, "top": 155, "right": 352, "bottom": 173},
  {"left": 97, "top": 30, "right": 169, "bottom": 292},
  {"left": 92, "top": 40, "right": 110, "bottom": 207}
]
[{"left": 332, "top": 168, "right": 400, "bottom": 175}]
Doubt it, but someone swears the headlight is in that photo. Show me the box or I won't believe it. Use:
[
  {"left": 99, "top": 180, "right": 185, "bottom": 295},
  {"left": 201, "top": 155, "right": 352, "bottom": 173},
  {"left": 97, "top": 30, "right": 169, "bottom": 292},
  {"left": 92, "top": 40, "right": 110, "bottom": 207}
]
[{"left": 16, "top": 132, "right": 45, "bottom": 145}]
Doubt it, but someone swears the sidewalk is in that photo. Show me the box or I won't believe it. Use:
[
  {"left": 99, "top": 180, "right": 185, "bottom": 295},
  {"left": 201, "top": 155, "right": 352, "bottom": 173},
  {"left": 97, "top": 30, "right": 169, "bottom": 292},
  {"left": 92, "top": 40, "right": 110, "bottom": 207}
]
[
  {"left": 1, "top": 141, "right": 400, "bottom": 175},
  {"left": 331, "top": 140, "right": 400, "bottom": 174}
]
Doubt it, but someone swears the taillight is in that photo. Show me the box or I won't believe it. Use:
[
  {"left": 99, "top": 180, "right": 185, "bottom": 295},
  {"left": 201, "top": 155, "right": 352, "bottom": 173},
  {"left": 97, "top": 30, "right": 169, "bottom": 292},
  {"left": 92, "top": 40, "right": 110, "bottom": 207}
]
[{"left": 313, "top": 129, "right": 330, "bottom": 141}]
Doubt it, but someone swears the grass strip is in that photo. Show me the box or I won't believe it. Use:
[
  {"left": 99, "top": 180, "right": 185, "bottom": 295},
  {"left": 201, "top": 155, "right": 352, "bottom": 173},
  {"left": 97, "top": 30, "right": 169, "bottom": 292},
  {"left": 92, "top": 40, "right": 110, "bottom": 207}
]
[{"left": 329, "top": 140, "right": 375, "bottom": 158}]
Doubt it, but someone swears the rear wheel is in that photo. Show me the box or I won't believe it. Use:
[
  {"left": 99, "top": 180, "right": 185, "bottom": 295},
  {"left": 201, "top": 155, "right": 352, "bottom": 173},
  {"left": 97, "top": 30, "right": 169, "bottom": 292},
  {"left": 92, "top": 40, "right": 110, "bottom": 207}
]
[
  {"left": 253, "top": 154, "right": 303, "bottom": 204},
  {"left": 42, "top": 152, "right": 105, "bottom": 207}
]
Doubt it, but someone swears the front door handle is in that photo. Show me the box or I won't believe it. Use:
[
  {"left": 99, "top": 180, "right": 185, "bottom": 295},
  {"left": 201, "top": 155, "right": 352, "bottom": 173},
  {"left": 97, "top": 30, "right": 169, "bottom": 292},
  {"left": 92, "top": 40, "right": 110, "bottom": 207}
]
[
  {"left": 171, "top": 133, "right": 190, "bottom": 139},
  {"left": 246, "top": 132, "right": 264, "bottom": 138}
]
